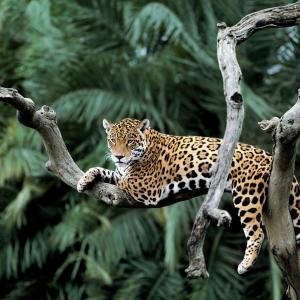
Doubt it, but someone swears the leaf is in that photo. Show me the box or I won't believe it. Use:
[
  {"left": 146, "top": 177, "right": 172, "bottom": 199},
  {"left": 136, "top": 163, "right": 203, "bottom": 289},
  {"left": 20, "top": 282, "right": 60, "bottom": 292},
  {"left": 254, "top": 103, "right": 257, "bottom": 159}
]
[
  {"left": 164, "top": 198, "right": 202, "bottom": 271},
  {"left": 241, "top": 82, "right": 277, "bottom": 119}
]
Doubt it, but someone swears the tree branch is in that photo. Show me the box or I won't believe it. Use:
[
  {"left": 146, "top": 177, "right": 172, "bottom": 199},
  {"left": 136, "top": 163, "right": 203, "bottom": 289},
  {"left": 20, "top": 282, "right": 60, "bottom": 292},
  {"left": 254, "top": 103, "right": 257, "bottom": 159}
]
[
  {"left": 0, "top": 87, "right": 209, "bottom": 209},
  {"left": 186, "top": 2, "right": 300, "bottom": 279},
  {"left": 260, "top": 90, "right": 300, "bottom": 300},
  {"left": 1, "top": 1, "right": 300, "bottom": 290}
]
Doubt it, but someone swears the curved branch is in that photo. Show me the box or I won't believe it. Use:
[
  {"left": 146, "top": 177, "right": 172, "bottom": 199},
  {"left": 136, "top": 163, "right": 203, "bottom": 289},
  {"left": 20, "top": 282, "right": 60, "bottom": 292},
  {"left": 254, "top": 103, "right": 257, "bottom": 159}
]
[
  {"left": 0, "top": 88, "right": 135, "bottom": 207},
  {"left": 233, "top": 2, "right": 300, "bottom": 43},
  {"left": 186, "top": 2, "right": 300, "bottom": 279},
  {"left": 1, "top": 0, "right": 300, "bottom": 287},
  {"left": 0, "top": 87, "right": 209, "bottom": 208}
]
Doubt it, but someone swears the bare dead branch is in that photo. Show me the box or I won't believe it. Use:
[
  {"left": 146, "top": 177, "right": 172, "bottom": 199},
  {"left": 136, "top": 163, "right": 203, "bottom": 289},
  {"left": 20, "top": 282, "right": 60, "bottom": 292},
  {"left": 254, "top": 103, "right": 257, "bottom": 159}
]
[
  {"left": 1, "top": 1, "right": 300, "bottom": 290},
  {"left": 0, "top": 88, "right": 134, "bottom": 207},
  {"left": 260, "top": 90, "right": 300, "bottom": 299},
  {"left": 186, "top": 2, "right": 300, "bottom": 280},
  {"left": 0, "top": 87, "right": 208, "bottom": 209}
]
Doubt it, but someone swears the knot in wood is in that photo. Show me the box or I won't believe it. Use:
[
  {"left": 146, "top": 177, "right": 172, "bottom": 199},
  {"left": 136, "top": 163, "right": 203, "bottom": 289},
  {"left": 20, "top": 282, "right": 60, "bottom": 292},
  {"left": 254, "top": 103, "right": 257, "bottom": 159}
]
[
  {"left": 230, "top": 92, "right": 243, "bottom": 104},
  {"left": 40, "top": 105, "right": 57, "bottom": 121},
  {"left": 255, "top": 19, "right": 267, "bottom": 28},
  {"left": 202, "top": 204, "right": 210, "bottom": 217},
  {"left": 11, "top": 88, "right": 19, "bottom": 96},
  {"left": 217, "top": 22, "right": 227, "bottom": 29},
  {"left": 45, "top": 161, "right": 53, "bottom": 172}
]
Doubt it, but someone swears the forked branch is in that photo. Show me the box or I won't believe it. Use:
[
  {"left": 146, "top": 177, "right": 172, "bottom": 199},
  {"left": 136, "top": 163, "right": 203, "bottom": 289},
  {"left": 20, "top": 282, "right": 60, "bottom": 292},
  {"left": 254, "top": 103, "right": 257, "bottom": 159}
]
[
  {"left": 185, "top": 1, "right": 300, "bottom": 281},
  {"left": 0, "top": 87, "right": 208, "bottom": 208},
  {"left": 0, "top": 88, "right": 135, "bottom": 207},
  {"left": 1, "top": 2, "right": 300, "bottom": 293}
]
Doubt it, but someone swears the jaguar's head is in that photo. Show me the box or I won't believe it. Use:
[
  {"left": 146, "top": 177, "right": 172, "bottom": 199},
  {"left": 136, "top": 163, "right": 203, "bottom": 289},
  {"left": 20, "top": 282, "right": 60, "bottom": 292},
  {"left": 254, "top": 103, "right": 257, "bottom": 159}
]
[{"left": 103, "top": 118, "right": 150, "bottom": 168}]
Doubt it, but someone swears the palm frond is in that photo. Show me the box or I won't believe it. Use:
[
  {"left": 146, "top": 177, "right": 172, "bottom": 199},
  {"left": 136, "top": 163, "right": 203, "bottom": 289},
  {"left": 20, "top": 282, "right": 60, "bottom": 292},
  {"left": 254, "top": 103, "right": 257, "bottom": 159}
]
[
  {"left": 0, "top": 119, "right": 46, "bottom": 185},
  {"left": 51, "top": 201, "right": 110, "bottom": 252},
  {"left": 46, "top": 283, "right": 86, "bottom": 300},
  {"left": 0, "top": 0, "right": 296, "bottom": 298},
  {"left": 269, "top": 250, "right": 282, "bottom": 300},
  {"left": 128, "top": 2, "right": 216, "bottom": 67},
  {"left": 242, "top": 82, "right": 277, "bottom": 119},
  {"left": 83, "top": 210, "right": 159, "bottom": 270},
  {"left": 0, "top": 227, "right": 51, "bottom": 279},
  {"left": 113, "top": 259, "right": 184, "bottom": 300},
  {"left": 3, "top": 183, "right": 32, "bottom": 229},
  {"left": 164, "top": 198, "right": 202, "bottom": 271}
]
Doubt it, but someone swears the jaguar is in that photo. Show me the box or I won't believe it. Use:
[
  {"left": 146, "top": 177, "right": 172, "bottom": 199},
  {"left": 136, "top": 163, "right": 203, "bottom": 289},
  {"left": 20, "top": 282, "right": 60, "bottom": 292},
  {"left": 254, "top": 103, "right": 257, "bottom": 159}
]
[{"left": 77, "top": 118, "right": 300, "bottom": 274}]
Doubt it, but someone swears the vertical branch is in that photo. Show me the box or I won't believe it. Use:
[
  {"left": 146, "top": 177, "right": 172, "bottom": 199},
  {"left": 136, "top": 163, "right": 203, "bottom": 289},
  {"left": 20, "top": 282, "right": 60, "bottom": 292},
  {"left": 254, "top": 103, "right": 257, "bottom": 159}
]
[
  {"left": 260, "top": 90, "right": 300, "bottom": 299},
  {"left": 186, "top": 2, "right": 300, "bottom": 280},
  {"left": 186, "top": 22, "right": 244, "bottom": 279}
]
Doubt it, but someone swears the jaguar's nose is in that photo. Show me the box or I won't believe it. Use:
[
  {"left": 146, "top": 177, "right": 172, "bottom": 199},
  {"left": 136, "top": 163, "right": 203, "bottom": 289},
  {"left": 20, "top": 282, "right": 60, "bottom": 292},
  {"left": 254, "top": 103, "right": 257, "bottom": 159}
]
[{"left": 115, "top": 155, "right": 125, "bottom": 161}]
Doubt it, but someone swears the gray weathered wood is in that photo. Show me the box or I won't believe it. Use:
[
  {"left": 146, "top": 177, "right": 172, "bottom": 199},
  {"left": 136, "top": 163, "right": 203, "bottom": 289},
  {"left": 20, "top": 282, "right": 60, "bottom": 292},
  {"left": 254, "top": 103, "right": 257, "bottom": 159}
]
[
  {"left": 1, "top": 2, "right": 300, "bottom": 291},
  {"left": 0, "top": 87, "right": 208, "bottom": 208},
  {"left": 259, "top": 90, "right": 300, "bottom": 299},
  {"left": 186, "top": 2, "right": 300, "bottom": 280}
]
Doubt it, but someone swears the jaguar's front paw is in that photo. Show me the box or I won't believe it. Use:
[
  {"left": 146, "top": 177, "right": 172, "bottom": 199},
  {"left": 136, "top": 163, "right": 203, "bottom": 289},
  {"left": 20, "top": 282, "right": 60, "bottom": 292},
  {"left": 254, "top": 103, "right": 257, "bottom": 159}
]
[
  {"left": 77, "top": 177, "right": 89, "bottom": 193},
  {"left": 77, "top": 168, "right": 99, "bottom": 193}
]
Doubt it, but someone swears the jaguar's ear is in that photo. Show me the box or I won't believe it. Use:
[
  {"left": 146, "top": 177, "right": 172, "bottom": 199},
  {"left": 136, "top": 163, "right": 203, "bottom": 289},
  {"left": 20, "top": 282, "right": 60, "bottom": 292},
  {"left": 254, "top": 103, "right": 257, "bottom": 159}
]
[
  {"left": 103, "top": 119, "right": 111, "bottom": 133},
  {"left": 138, "top": 119, "right": 150, "bottom": 134}
]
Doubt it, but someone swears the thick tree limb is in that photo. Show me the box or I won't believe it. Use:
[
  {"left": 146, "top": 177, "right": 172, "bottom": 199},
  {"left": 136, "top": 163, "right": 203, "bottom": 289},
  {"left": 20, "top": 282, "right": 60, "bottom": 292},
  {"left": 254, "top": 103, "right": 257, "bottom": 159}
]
[
  {"left": 1, "top": 2, "right": 300, "bottom": 290},
  {"left": 0, "top": 87, "right": 209, "bottom": 208},
  {"left": 186, "top": 2, "right": 300, "bottom": 279},
  {"left": 0, "top": 88, "right": 132, "bottom": 206},
  {"left": 259, "top": 90, "right": 300, "bottom": 300}
]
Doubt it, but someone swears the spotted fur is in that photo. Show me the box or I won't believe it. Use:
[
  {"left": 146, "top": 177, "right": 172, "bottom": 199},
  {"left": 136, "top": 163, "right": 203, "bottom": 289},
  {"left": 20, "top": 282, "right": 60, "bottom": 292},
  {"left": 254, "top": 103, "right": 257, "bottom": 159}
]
[{"left": 77, "top": 118, "right": 300, "bottom": 274}]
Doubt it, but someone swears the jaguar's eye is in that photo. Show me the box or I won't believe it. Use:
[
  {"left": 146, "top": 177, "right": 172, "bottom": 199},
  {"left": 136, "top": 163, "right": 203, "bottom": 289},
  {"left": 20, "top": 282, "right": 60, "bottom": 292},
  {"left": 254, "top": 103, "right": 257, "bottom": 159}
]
[
  {"left": 127, "top": 139, "right": 134, "bottom": 146},
  {"left": 108, "top": 138, "right": 116, "bottom": 144}
]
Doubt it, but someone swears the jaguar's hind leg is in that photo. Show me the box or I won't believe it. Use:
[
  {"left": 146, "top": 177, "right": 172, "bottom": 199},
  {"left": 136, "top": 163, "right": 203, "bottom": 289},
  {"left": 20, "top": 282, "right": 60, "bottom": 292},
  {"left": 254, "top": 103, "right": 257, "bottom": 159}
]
[
  {"left": 232, "top": 177, "right": 266, "bottom": 274},
  {"left": 289, "top": 177, "right": 300, "bottom": 246}
]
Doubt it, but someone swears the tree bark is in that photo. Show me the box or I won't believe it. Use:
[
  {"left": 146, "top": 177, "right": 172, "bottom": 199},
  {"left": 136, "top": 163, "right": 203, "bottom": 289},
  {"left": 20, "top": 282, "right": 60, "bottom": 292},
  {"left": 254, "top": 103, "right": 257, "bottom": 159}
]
[
  {"left": 185, "top": 1, "right": 300, "bottom": 283},
  {"left": 259, "top": 90, "right": 300, "bottom": 300},
  {"left": 1, "top": 2, "right": 300, "bottom": 294},
  {"left": 0, "top": 87, "right": 211, "bottom": 208}
]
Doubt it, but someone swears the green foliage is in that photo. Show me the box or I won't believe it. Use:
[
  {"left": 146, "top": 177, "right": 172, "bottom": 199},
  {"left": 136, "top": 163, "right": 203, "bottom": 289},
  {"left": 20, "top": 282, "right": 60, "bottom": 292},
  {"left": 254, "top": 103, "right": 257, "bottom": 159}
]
[
  {"left": 0, "top": 119, "right": 46, "bottom": 185},
  {"left": 164, "top": 199, "right": 202, "bottom": 271},
  {"left": 0, "top": 0, "right": 299, "bottom": 299}
]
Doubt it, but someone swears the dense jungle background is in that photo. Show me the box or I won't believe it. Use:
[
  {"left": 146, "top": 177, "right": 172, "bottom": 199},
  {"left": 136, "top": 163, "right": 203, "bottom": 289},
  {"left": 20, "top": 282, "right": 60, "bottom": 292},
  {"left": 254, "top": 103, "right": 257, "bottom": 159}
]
[{"left": 0, "top": 0, "right": 299, "bottom": 299}]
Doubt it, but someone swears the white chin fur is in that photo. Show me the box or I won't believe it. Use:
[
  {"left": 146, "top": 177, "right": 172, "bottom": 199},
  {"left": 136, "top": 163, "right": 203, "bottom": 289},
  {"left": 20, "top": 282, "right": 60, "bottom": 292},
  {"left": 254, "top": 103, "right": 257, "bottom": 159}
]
[{"left": 115, "top": 162, "right": 128, "bottom": 167}]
